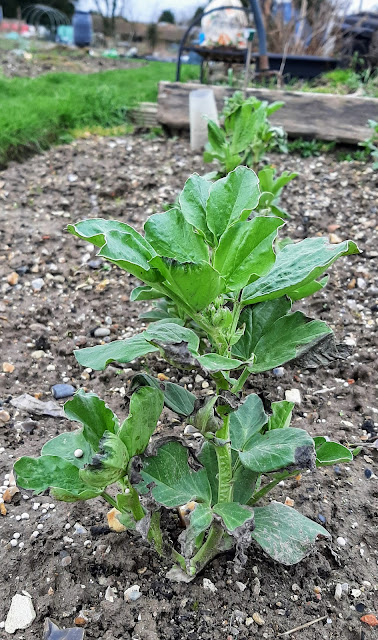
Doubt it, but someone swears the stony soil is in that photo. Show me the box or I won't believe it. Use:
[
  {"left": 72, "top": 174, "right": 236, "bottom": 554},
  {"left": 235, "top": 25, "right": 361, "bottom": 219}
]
[{"left": 0, "top": 135, "right": 377, "bottom": 639}]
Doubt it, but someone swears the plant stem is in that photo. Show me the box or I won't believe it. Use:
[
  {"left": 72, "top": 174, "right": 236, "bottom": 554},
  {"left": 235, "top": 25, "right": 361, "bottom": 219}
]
[
  {"left": 248, "top": 469, "right": 300, "bottom": 505},
  {"left": 231, "top": 367, "right": 250, "bottom": 394},
  {"left": 125, "top": 482, "right": 145, "bottom": 521},
  {"left": 215, "top": 414, "right": 233, "bottom": 503},
  {"left": 101, "top": 491, "right": 118, "bottom": 509},
  {"left": 147, "top": 511, "right": 164, "bottom": 556},
  {"left": 189, "top": 523, "right": 224, "bottom": 575}
]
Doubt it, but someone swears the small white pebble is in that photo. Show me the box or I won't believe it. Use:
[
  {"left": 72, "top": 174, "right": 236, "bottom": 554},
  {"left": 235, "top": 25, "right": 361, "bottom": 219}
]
[
  {"left": 74, "top": 449, "right": 84, "bottom": 458},
  {"left": 22, "top": 494, "right": 30, "bottom": 500},
  {"left": 21, "top": 512, "right": 30, "bottom": 520},
  {"left": 49, "top": 503, "right": 55, "bottom": 509},
  {"left": 15, "top": 515, "right": 21, "bottom": 521},
  {"left": 3, "top": 480, "right": 9, "bottom": 487},
  {"left": 18, "top": 542, "right": 24, "bottom": 549},
  {"left": 65, "top": 523, "right": 71, "bottom": 530},
  {"left": 4, "top": 474, "right": 10, "bottom": 480},
  {"left": 84, "top": 540, "right": 91, "bottom": 548},
  {"left": 32, "top": 503, "right": 40, "bottom": 510},
  {"left": 13, "top": 532, "right": 21, "bottom": 539},
  {"left": 41, "top": 509, "right": 47, "bottom": 514},
  {"left": 37, "top": 524, "right": 44, "bottom": 530},
  {"left": 31, "top": 531, "right": 40, "bottom": 538},
  {"left": 336, "top": 536, "right": 346, "bottom": 546},
  {"left": 10, "top": 539, "right": 18, "bottom": 547}
]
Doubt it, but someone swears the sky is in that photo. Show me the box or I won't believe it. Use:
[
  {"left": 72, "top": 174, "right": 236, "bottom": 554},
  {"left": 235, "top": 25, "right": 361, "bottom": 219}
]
[{"left": 76, "top": 0, "right": 377, "bottom": 23}]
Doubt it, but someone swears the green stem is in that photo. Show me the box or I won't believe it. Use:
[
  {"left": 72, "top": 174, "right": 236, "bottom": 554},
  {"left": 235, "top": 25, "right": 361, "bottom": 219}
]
[
  {"left": 147, "top": 511, "right": 164, "bottom": 556},
  {"left": 248, "top": 469, "right": 300, "bottom": 505},
  {"left": 101, "top": 491, "right": 118, "bottom": 510},
  {"left": 215, "top": 414, "right": 233, "bottom": 503},
  {"left": 125, "top": 482, "right": 145, "bottom": 521},
  {"left": 231, "top": 367, "right": 250, "bottom": 394},
  {"left": 189, "top": 523, "right": 224, "bottom": 575}
]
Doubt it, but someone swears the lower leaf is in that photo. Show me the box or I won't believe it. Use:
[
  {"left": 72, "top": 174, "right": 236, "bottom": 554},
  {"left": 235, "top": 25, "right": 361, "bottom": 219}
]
[
  {"left": 251, "top": 501, "right": 331, "bottom": 564},
  {"left": 14, "top": 455, "right": 101, "bottom": 502}
]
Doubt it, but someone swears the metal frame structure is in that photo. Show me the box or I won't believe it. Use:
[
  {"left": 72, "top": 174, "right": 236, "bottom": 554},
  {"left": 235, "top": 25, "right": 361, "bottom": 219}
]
[{"left": 176, "top": 1, "right": 268, "bottom": 82}]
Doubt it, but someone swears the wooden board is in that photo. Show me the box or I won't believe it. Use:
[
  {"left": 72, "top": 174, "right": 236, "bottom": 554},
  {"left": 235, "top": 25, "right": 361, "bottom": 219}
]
[{"left": 157, "top": 82, "right": 378, "bottom": 143}]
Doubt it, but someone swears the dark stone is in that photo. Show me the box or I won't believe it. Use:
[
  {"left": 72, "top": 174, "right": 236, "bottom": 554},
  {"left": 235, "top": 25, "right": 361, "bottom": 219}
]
[
  {"left": 334, "top": 465, "right": 342, "bottom": 476},
  {"left": 364, "top": 468, "right": 372, "bottom": 479},
  {"left": 51, "top": 384, "right": 75, "bottom": 400},
  {"left": 362, "top": 418, "right": 376, "bottom": 435},
  {"left": 356, "top": 603, "right": 365, "bottom": 612},
  {"left": 317, "top": 514, "right": 326, "bottom": 524},
  {"left": 15, "top": 265, "right": 29, "bottom": 275}
]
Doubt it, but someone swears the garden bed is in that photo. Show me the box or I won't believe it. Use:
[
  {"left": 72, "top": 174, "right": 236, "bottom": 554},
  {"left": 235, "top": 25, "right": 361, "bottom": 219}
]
[
  {"left": 0, "top": 134, "right": 377, "bottom": 639},
  {"left": 157, "top": 81, "right": 378, "bottom": 143}
]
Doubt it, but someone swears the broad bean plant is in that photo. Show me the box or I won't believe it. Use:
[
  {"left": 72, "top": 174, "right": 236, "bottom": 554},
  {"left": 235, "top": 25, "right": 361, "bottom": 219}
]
[
  {"left": 204, "top": 93, "right": 287, "bottom": 176},
  {"left": 15, "top": 166, "right": 358, "bottom": 579}
]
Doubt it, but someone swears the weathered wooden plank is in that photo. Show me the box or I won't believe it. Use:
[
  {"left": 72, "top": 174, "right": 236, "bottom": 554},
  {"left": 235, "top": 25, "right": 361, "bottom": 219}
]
[
  {"left": 129, "top": 102, "right": 158, "bottom": 128},
  {"left": 157, "top": 81, "right": 378, "bottom": 143}
]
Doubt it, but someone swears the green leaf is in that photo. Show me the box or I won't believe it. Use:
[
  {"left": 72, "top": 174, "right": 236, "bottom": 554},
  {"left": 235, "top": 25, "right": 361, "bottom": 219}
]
[
  {"left": 151, "top": 257, "right": 225, "bottom": 312},
  {"left": 213, "top": 217, "right": 283, "bottom": 291},
  {"left": 141, "top": 441, "right": 211, "bottom": 508},
  {"left": 98, "top": 229, "right": 162, "bottom": 283},
  {"left": 67, "top": 218, "right": 162, "bottom": 283},
  {"left": 239, "top": 427, "right": 314, "bottom": 473},
  {"left": 179, "top": 173, "right": 213, "bottom": 244},
  {"left": 232, "top": 299, "right": 332, "bottom": 373},
  {"left": 198, "top": 441, "right": 218, "bottom": 504},
  {"left": 267, "top": 401, "right": 294, "bottom": 430},
  {"left": 130, "top": 285, "right": 163, "bottom": 301},
  {"left": 42, "top": 431, "right": 93, "bottom": 469},
  {"left": 229, "top": 394, "right": 268, "bottom": 451},
  {"left": 118, "top": 387, "right": 164, "bottom": 457},
  {"left": 242, "top": 237, "right": 359, "bottom": 304},
  {"left": 144, "top": 322, "right": 200, "bottom": 355},
  {"left": 74, "top": 335, "right": 159, "bottom": 370},
  {"left": 213, "top": 502, "right": 254, "bottom": 532},
  {"left": 144, "top": 208, "right": 209, "bottom": 263},
  {"left": 79, "top": 432, "right": 129, "bottom": 489},
  {"left": 67, "top": 218, "right": 150, "bottom": 249},
  {"left": 233, "top": 464, "right": 259, "bottom": 505},
  {"left": 163, "top": 382, "right": 196, "bottom": 416},
  {"left": 229, "top": 103, "right": 258, "bottom": 154},
  {"left": 207, "top": 119, "right": 226, "bottom": 153},
  {"left": 288, "top": 276, "right": 329, "bottom": 302},
  {"left": 64, "top": 390, "right": 119, "bottom": 450},
  {"left": 251, "top": 501, "right": 330, "bottom": 564},
  {"left": 130, "top": 373, "right": 196, "bottom": 416},
  {"left": 14, "top": 455, "right": 101, "bottom": 501},
  {"left": 196, "top": 353, "right": 243, "bottom": 371},
  {"left": 189, "top": 503, "right": 213, "bottom": 537},
  {"left": 314, "top": 439, "right": 353, "bottom": 465},
  {"left": 206, "top": 167, "right": 260, "bottom": 241}
]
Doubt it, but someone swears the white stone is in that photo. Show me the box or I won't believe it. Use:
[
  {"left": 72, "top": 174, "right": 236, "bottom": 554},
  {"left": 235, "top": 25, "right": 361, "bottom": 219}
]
[
  {"left": 336, "top": 536, "right": 346, "bottom": 546},
  {"left": 74, "top": 449, "right": 84, "bottom": 458},
  {"left": 334, "top": 583, "right": 343, "bottom": 601},
  {"left": 5, "top": 594, "right": 36, "bottom": 633},
  {"left": 285, "top": 389, "right": 302, "bottom": 404},
  {"left": 203, "top": 578, "right": 217, "bottom": 593},
  {"left": 104, "top": 586, "right": 116, "bottom": 602},
  {"left": 124, "top": 585, "right": 141, "bottom": 602}
]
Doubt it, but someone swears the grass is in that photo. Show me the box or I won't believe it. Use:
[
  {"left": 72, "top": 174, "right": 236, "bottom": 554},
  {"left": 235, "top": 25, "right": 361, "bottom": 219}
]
[{"left": 0, "top": 61, "right": 198, "bottom": 166}]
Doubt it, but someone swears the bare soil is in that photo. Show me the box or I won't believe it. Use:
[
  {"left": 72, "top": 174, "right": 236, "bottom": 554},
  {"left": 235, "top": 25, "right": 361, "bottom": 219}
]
[{"left": 0, "top": 135, "right": 377, "bottom": 639}]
